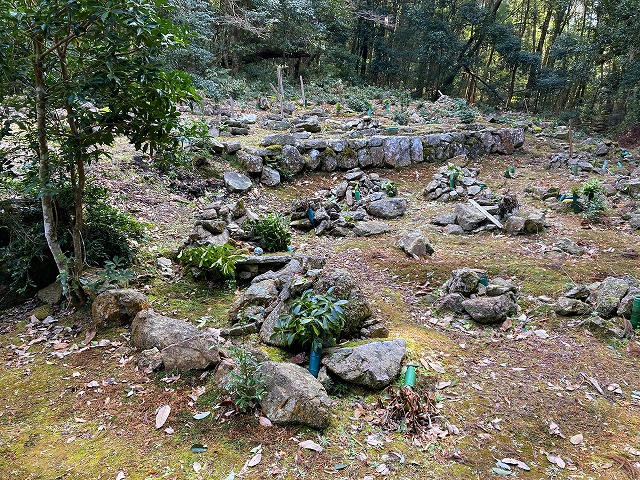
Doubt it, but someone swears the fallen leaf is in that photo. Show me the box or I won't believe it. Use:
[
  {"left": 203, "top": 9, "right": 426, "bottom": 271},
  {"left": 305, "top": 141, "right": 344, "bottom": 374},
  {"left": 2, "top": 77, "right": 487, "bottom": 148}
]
[
  {"left": 549, "top": 421, "right": 565, "bottom": 438},
  {"left": 428, "top": 361, "right": 446, "bottom": 374},
  {"left": 366, "top": 434, "right": 384, "bottom": 447},
  {"left": 376, "top": 463, "right": 390, "bottom": 475},
  {"left": 83, "top": 329, "right": 96, "bottom": 345},
  {"left": 223, "top": 473, "right": 235, "bottom": 480},
  {"left": 115, "top": 472, "right": 126, "bottom": 480},
  {"left": 570, "top": 433, "right": 584, "bottom": 445},
  {"left": 246, "top": 453, "right": 261, "bottom": 467},
  {"left": 193, "top": 462, "right": 202, "bottom": 473},
  {"left": 191, "top": 444, "right": 207, "bottom": 453},
  {"left": 259, "top": 416, "right": 272, "bottom": 427},
  {"left": 193, "top": 411, "right": 211, "bottom": 420},
  {"left": 86, "top": 380, "right": 100, "bottom": 388},
  {"left": 155, "top": 405, "right": 171, "bottom": 429},
  {"left": 492, "top": 467, "right": 512, "bottom": 475},
  {"left": 299, "top": 439, "right": 324, "bottom": 452},
  {"left": 436, "top": 381, "right": 452, "bottom": 390},
  {"left": 164, "top": 427, "right": 174, "bottom": 435},
  {"left": 501, "top": 458, "right": 530, "bottom": 471},
  {"left": 547, "top": 454, "right": 566, "bottom": 468}
]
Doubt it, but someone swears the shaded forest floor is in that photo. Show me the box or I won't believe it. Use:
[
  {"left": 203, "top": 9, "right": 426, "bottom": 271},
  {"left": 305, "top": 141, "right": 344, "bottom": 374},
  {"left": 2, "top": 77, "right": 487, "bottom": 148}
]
[{"left": 2, "top": 114, "right": 640, "bottom": 479}]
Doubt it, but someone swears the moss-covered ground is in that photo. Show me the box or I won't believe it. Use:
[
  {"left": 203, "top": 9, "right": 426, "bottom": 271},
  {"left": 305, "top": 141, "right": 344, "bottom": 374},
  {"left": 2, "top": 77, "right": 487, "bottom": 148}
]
[{"left": 2, "top": 122, "right": 640, "bottom": 479}]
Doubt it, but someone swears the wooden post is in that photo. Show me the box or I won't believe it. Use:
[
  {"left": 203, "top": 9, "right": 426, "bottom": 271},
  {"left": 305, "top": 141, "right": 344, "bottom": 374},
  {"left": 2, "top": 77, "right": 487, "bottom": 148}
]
[
  {"left": 300, "top": 75, "right": 306, "bottom": 108},
  {"left": 277, "top": 66, "right": 284, "bottom": 117},
  {"left": 229, "top": 96, "right": 235, "bottom": 118}
]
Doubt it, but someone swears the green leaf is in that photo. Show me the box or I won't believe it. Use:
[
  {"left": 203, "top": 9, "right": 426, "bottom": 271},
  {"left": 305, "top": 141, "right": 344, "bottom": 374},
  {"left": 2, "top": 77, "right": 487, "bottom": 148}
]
[{"left": 191, "top": 444, "right": 208, "bottom": 453}]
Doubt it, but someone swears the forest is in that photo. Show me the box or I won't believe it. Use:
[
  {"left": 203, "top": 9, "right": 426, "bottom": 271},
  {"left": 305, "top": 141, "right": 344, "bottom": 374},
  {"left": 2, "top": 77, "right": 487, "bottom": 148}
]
[{"left": 163, "top": 0, "right": 640, "bottom": 128}]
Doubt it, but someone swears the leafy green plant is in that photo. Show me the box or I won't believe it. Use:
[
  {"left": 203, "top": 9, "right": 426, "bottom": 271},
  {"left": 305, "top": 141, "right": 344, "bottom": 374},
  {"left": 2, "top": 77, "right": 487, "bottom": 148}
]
[
  {"left": 335, "top": 102, "right": 343, "bottom": 114},
  {"left": 80, "top": 256, "right": 134, "bottom": 296},
  {"left": 177, "top": 243, "right": 244, "bottom": 282},
  {"left": 581, "top": 178, "right": 604, "bottom": 200},
  {"left": 381, "top": 181, "right": 398, "bottom": 197},
  {"left": 273, "top": 287, "right": 348, "bottom": 351},
  {"left": 250, "top": 214, "right": 291, "bottom": 252},
  {"left": 223, "top": 347, "right": 267, "bottom": 413}
]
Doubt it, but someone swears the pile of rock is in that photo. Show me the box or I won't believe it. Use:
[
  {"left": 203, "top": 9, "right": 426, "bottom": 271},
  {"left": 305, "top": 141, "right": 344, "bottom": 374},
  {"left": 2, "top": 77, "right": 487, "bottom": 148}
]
[
  {"left": 545, "top": 152, "right": 599, "bottom": 173},
  {"left": 339, "top": 116, "right": 381, "bottom": 134},
  {"left": 554, "top": 276, "right": 640, "bottom": 333},
  {"left": 423, "top": 161, "right": 493, "bottom": 202},
  {"left": 227, "top": 255, "right": 387, "bottom": 343},
  {"left": 185, "top": 199, "right": 253, "bottom": 247},
  {"left": 206, "top": 113, "right": 257, "bottom": 137},
  {"left": 437, "top": 268, "right": 519, "bottom": 324},
  {"left": 288, "top": 170, "right": 407, "bottom": 237},
  {"left": 431, "top": 202, "right": 546, "bottom": 236}
]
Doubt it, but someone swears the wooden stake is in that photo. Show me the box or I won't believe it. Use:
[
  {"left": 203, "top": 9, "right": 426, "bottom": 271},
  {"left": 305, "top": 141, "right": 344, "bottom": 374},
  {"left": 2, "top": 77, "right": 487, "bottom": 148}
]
[
  {"left": 468, "top": 199, "right": 503, "bottom": 229},
  {"left": 299, "top": 75, "right": 306, "bottom": 108}
]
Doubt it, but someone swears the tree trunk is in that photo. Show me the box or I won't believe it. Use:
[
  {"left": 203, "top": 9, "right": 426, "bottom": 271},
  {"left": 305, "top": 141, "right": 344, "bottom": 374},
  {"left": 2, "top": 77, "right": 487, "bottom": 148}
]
[{"left": 34, "top": 36, "right": 70, "bottom": 287}]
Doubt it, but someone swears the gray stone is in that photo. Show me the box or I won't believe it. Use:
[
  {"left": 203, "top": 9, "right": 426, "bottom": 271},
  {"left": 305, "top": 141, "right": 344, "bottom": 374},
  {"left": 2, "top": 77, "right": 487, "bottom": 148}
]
[
  {"left": 259, "top": 361, "right": 331, "bottom": 429},
  {"left": 595, "top": 277, "right": 629, "bottom": 318},
  {"left": 313, "top": 268, "right": 371, "bottom": 337},
  {"left": 260, "top": 166, "right": 281, "bottom": 187},
  {"left": 228, "top": 279, "right": 279, "bottom": 321},
  {"left": 259, "top": 301, "right": 287, "bottom": 346},
  {"left": 565, "top": 285, "right": 591, "bottom": 300},
  {"left": 307, "top": 149, "right": 322, "bottom": 170},
  {"left": 595, "top": 142, "right": 610, "bottom": 156},
  {"left": 455, "top": 204, "right": 486, "bottom": 231},
  {"left": 554, "top": 297, "right": 592, "bottom": 316},
  {"left": 161, "top": 333, "right": 220, "bottom": 371},
  {"left": 236, "top": 150, "right": 263, "bottom": 174},
  {"left": 137, "top": 348, "right": 163, "bottom": 372},
  {"left": 322, "top": 339, "right": 406, "bottom": 389},
  {"left": 131, "top": 309, "right": 200, "bottom": 351},
  {"left": 223, "top": 171, "right": 252, "bottom": 192},
  {"left": 260, "top": 133, "right": 296, "bottom": 146},
  {"left": 304, "top": 139, "right": 327, "bottom": 150},
  {"left": 617, "top": 289, "right": 640, "bottom": 318},
  {"left": 366, "top": 198, "right": 407, "bottom": 219},
  {"left": 437, "top": 293, "right": 466, "bottom": 314},
  {"left": 462, "top": 293, "right": 517, "bottom": 324},
  {"left": 503, "top": 215, "right": 526, "bottom": 235},
  {"left": 281, "top": 145, "right": 305, "bottom": 174},
  {"left": 446, "top": 268, "right": 487, "bottom": 296},
  {"left": 554, "top": 237, "right": 585, "bottom": 255},
  {"left": 353, "top": 221, "right": 391, "bottom": 237},
  {"left": 397, "top": 230, "right": 434, "bottom": 258},
  {"left": 295, "top": 117, "right": 321, "bottom": 133},
  {"left": 37, "top": 281, "right": 63, "bottom": 305},
  {"left": 92, "top": 289, "right": 151, "bottom": 329},
  {"left": 467, "top": 185, "right": 482, "bottom": 196},
  {"left": 383, "top": 137, "right": 411, "bottom": 168},
  {"left": 444, "top": 224, "right": 464, "bottom": 235},
  {"left": 431, "top": 212, "right": 457, "bottom": 226},
  {"left": 320, "top": 150, "right": 338, "bottom": 171}
]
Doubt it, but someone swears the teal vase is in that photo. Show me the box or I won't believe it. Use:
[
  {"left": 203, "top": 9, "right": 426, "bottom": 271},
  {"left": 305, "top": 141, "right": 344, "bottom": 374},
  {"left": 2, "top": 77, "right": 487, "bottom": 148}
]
[{"left": 308, "top": 344, "right": 322, "bottom": 377}]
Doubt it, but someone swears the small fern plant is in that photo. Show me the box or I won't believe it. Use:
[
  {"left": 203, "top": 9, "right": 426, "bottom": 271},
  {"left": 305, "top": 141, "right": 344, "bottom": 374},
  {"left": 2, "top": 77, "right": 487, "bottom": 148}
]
[
  {"left": 224, "top": 347, "right": 267, "bottom": 413},
  {"left": 177, "top": 243, "right": 243, "bottom": 281},
  {"left": 251, "top": 213, "right": 291, "bottom": 252}
]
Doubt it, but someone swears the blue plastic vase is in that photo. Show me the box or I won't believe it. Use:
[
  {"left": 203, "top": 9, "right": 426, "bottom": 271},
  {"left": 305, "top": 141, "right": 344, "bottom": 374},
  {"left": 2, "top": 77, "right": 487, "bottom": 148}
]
[{"left": 308, "top": 344, "right": 322, "bottom": 377}]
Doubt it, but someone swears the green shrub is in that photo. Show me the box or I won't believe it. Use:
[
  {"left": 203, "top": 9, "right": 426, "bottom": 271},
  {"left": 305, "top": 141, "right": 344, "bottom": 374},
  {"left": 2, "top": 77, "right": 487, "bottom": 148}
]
[
  {"left": 223, "top": 347, "right": 267, "bottom": 413},
  {"left": 273, "top": 287, "right": 347, "bottom": 351},
  {"left": 80, "top": 256, "right": 134, "bottom": 296},
  {"left": 250, "top": 214, "right": 291, "bottom": 252},
  {"left": 177, "top": 243, "right": 243, "bottom": 281},
  {"left": 381, "top": 181, "right": 398, "bottom": 197},
  {"left": 346, "top": 95, "right": 369, "bottom": 113},
  {"left": 392, "top": 111, "right": 409, "bottom": 125}
]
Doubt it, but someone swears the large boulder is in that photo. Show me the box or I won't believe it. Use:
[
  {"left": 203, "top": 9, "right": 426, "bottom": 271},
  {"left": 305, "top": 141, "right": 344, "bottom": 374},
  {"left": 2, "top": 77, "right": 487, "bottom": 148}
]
[
  {"left": 131, "top": 309, "right": 200, "bottom": 350},
  {"left": 313, "top": 268, "right": 371, "bottom": 337},
  {"left": 595, "top": 277, "right": 629, "bottom": 318},
  {"left": 224, "top": 171, "right": 252, "bottom": 192},
  {"left": 554, "top": 297, "right": 592, "bottom": 316},
  {"left": 92, "top": 289, "right": 150, "bottom": 329},
  {"left": 397, "top": 230, "right": 434, "bottom": 258},
  {"left": 366, "top": 198, "right": 407, "bottom": 219},
  {"left": 462, "top": 293, "right": 517, "bottom": 324},
  {"left": 322, "top": 339, "right": 406, "bottom": 389},
  {"left": 454, "top": 204, "right": 486, "bottom": 231},
  {"left": 383, "top": 137, "right": 411, "bottom": 168},
  {"left": 259, "top": 361, "right": 331, "bottom": 429}
]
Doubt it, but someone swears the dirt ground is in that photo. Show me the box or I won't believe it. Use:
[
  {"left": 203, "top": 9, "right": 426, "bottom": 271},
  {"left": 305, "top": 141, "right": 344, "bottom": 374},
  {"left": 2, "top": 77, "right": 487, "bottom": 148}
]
[{"left": 2, "top": 113, "right": 640, "bottom": 480}]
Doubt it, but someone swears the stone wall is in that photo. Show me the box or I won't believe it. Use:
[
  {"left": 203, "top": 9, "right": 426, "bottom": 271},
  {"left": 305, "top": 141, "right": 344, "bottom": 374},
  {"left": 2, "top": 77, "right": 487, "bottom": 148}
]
[{"left": 228, "top": 128, "right": 524, "bottom": 185}]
